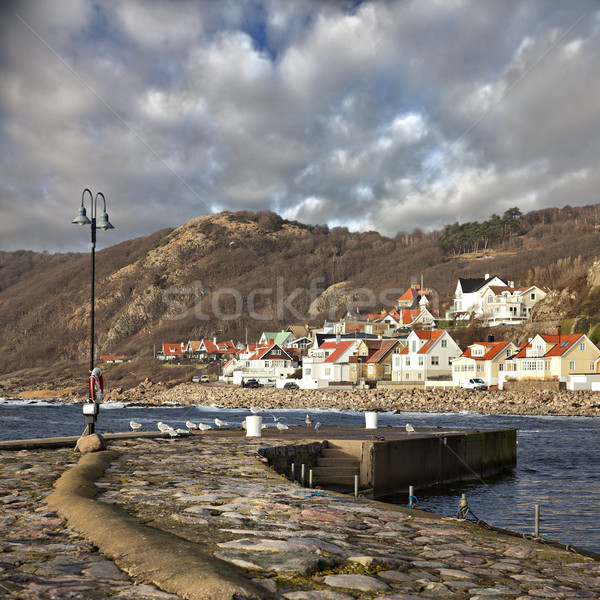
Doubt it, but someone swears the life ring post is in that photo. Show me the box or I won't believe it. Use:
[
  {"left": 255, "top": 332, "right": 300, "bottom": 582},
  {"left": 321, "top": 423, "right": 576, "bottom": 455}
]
[{"left": 84, "top": 367, "right": 104, "bottom": 434}]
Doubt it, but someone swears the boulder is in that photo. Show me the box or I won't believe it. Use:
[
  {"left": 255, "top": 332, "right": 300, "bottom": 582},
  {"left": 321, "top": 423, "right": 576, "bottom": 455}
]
[{"left": 76, "top": 433, "right": 107, "bottom": 454}]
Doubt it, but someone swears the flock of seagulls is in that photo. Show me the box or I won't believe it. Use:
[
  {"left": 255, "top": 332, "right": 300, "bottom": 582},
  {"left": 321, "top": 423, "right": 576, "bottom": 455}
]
[{"left": 127, "top": 412, "right": 417, "bottom": 436}]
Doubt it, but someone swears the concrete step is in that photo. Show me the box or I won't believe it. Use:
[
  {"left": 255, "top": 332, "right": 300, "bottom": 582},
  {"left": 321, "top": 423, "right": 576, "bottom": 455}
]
[
  {"left": 311, "top": 466, "right": 359, "bottom": 478},
  {"left": 317, "top": 457, "right": 360, "bottom": 468},
  {"left": 320, "top": 448, "right": 352, "bottom": 458},
  {"left": 312, "top": 475, "right": 358, "bottom": 487}
]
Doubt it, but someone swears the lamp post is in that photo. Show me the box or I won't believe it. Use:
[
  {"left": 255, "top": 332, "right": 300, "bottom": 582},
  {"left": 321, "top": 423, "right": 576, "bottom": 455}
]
[{"left": 72, "top": 189, "right": 114, "bottom": 434}]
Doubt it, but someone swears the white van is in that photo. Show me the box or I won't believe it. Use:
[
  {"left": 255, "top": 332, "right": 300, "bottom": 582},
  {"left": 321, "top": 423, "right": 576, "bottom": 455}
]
[{"left": 459, "top": 377, "right": 488, "bottom": 390}]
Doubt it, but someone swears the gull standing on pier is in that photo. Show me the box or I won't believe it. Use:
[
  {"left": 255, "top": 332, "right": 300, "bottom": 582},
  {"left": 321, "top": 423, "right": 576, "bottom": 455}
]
[
  {"left": 129, "top": 420, "right": 143, "bottom": 431},
  {"left": 305, "top": 414, "right": 313, "bottom": 426},
  {"left": 405, "top": 423, "right": 415, "bottom": 434},
  {"left": 214, "top": 418, "right": 228, "bottom": 428}
]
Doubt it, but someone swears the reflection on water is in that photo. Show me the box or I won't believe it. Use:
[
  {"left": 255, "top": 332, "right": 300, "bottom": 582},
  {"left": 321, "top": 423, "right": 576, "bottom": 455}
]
[{"left": 1, "top": 401, "right": 599, "bottom": 553}]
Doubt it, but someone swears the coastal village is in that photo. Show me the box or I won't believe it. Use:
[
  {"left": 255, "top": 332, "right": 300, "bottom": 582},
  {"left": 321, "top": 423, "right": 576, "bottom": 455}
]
[{"left": 126, "top": 274, "right": 600, "bottom": 393}]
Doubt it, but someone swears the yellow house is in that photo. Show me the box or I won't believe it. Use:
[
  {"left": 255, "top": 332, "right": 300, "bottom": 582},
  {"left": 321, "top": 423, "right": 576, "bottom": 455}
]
[
  {"left": 452, "top": 341, "right": 518, "bottom": 387},
  {"left": 511, "top": 332, "right": 600, "bottom": 382}
]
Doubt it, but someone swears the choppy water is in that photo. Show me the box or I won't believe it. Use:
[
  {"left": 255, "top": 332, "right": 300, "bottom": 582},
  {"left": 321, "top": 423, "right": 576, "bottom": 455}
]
[{"left": 1, "top": 399, "right": 599, "bottom": 554}]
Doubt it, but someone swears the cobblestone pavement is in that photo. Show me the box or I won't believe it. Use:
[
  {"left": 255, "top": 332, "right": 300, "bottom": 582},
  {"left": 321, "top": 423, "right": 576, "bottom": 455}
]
[{"left": 2, "top": 434, "right": 600, "bottom": 599}]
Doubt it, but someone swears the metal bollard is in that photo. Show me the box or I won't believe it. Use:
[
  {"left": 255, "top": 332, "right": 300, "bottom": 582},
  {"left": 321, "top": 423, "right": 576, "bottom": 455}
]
[
  {"left": 354, "top": 475, "right": 359, "bottom": 497},
  {"left": 408, "top": 485, "right": 415, "bottom": 508},
  {"left": 534, "top": 504, "right": 540, "bottom": 537},
  {"left": 309, "top": 469, "right": 313, "bottom": 488},
  {"left": 301, "top": 464, "right": 305, "bottom": 487},
  {"left": 291, "top": 462, "right": 295, "bottom": 482}
]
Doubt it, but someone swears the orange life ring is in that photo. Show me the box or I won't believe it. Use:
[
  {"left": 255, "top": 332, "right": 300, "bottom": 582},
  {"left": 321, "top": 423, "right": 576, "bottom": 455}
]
[{"left": 90, "top": 367, "right": 104, "bottom": 401}]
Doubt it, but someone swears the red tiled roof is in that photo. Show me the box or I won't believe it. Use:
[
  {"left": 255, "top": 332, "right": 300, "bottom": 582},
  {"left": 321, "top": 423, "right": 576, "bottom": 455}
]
[
  {"left": 320, "top": 340, "right": 355, "bottom": 363},
  {"left": 461, "top": 341, "right": 512, "bottom": 361},
  {"left": 162, "top": 343, "right": 184, "bottom": 355},
  {"left": 514, "top": 334, "right": 584, "bottom": 359},
  {"left": 416, "top": 331, "right": 444, "bottom": 353}
]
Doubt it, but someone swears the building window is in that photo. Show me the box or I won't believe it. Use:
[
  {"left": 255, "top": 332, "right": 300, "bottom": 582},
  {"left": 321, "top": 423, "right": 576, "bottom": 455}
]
[
  {"left": 412, "top": 341, "right": 417, "bottom": 352},
  {"left": 405, "top": 373, "right": 410, "bottom": 380},
  {"left": 305, "top": 368, "right": 311, "bottom": 376},
  {"left": 531, "top": 293, "right": 536, "bottom": 300},
  {"left": 417, "top": 373, "right": 422, "bottom": 379},
  {"left": 418, "top": 356, "right": 424, "bottom": 366},
  {"left": 580, "top": 342, "right": 586, "bottom": 352},
  {"left": 273, "top": 349, "right": 281, "bottom": 355},
  {"left": 441, "top": 339, "right": 447, "bottom": 348},
  {"left": 324, "top": 368, "right": 331, "bottom": 376},
  {"left": 368, "top": 364, "right": 374, "bottom": 375},
  {"left": 569, "top": 361, "right": 575, "bottom": 371},
  {"left": 431, "top": 356, "right": 439, "bottom": 366},
  {"left": 487, "top": 295, "right": 493, "bottom": 304},
  {"left": 590, "top": 362, "right": 595, "bottom": 372},
  {"left": 499, "top": 363, "right": 504, "bottom": 371},
  {"left": 384, "top": 364, "right": 391, "bottom": 375},
  {"left": 405, "top": 357, "right": 410, "bottom": 366},
  {"left": 350, "top": 364, "right": 357, "bottom": 373}
]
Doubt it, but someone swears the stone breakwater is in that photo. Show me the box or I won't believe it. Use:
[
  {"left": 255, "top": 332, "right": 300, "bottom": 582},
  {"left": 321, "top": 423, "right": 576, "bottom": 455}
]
[
  {"left": 103, "top": 382, "right": 600, "bottom": 417},
  {"left": 2, "top": 434, "right": 599, "bottom": 599}
]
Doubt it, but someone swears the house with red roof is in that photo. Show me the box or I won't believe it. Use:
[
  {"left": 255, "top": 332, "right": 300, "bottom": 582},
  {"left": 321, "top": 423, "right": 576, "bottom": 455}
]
[
  {"left": 159, "top": 342, "right": 186, "bottom": 361},
  {"left": 226, "top": 341, "right": 298, "bottom": 386},
  {"left": 301, "top": 339, "right": 360, "bottom": 388},
  {"left": 509, "top": 330, "right": 600, "bottom": 383},
  {"left": 392, "top": 330, "right": 461, "bottom": 384},
  {"left": 451, "top": 339, "right": 519, "bottom": 387}
]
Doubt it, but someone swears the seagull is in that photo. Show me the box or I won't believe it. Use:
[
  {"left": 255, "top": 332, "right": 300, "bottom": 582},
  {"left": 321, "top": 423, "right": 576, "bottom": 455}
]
[
  {"left": 166, "top": 428, "right": 179, "bottom": 437},
  {"left": 277, "top": 421, "right": 289, "bottom": 431},
  {"left": 129, "top": 420, "right": 143, "bottom": 431},
  {"left": 406, "top": 423, "right": 415, "bottom": 434},
  {"left": 175, "top": 428, "right": 187, "bottom": 434},
  {"left": 272, "top": 415, "right": 280, "bottom": 422},
  {"left": 157, "top": 422, "right": 170, "bottom": 432},
  {"left": 305, "top": 414, "right": 313, "bottom": 426},
  {"left": 214, "top": 418, "right": 228, "bottom": 428},
  {"left": 250, "top": 406, "right": 263, "bottom": 414},
  {"left": 314, "top": 422, "right": 322, "bottom": 431},
  {"left": 185, "top": 420, "right": 197, "bottom": 430},
  {"left": 198, "top": 423, "right": 212, "bottom": 431}
]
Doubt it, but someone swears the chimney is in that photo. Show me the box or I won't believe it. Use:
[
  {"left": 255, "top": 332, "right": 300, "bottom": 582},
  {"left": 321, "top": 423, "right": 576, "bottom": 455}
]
[
  {"left": 485, "top": 273, "right": 490, "bottom": 280},
  {"left": 555, "top": 326, "right": 561, "bottom": 342},
  {"left": 336, "top": 333, "right": 341, "bottom": 343},
  {"left": 487, "top": 334, "right": 494, "bottom": 343}
]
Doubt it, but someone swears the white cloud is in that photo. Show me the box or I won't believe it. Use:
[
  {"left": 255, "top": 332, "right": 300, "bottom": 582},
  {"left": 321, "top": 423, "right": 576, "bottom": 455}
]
[{"left": 0, "top": 0, "right": 599, "bottom": 251}]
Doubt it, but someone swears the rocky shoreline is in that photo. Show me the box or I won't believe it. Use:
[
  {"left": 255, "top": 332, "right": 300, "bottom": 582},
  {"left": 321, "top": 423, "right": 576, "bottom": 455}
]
[
  {"left": 5, "top": 380, "right": 600, "bottom": 417},
  {"left": 106, "top": 383, "right": 600, "bottom": 417}
]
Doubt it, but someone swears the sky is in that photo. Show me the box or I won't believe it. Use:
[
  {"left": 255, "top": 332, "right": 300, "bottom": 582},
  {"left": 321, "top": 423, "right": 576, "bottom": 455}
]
[{"left": 1, "top": 0, "right": 599, "bottom": 253}]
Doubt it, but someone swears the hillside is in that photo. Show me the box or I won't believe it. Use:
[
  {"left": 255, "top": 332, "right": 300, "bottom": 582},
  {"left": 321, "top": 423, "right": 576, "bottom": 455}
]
[{"left": 1, "top": 206, "right": 600, "bottom": 386}]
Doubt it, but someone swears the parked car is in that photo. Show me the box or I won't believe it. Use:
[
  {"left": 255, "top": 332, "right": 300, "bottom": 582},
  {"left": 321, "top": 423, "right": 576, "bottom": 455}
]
[
  {"left": 241, "top": 379, "right": 260, "bottom": 388},
  {"left": 191, "top": 375, "right": 200, "bottom": 383},
  {"left": 283, "top": 381, "right": 299, "bottom": 390},
  {"left": 459, "top": 377, "right": 488, "bottom": 390},
  {"left": 200, "top": 374, "right": 210, "bottom": 383}
]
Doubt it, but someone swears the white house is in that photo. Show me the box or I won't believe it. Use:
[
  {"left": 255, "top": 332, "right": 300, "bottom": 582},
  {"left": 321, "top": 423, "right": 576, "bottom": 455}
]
[
  {"left": 225, "top": 342, "right": 298, "bottom": 385},
  {"left": 447, "top": 274, "right": 547, "bottom": 325},
  {"left": 392, "top": 330, "right": 462, "bottom": 383},
  {"left": 301, "top": 340, "right": 359, "bottom": 388},
  {"left": 480, "top": 284, "right": 548, "bottom": 326}
]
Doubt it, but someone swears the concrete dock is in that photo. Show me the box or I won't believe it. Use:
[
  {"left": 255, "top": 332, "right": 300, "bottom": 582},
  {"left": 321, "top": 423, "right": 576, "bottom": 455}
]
[{"left": 2, "top": 426, "right": 599, "bottom": 599}]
